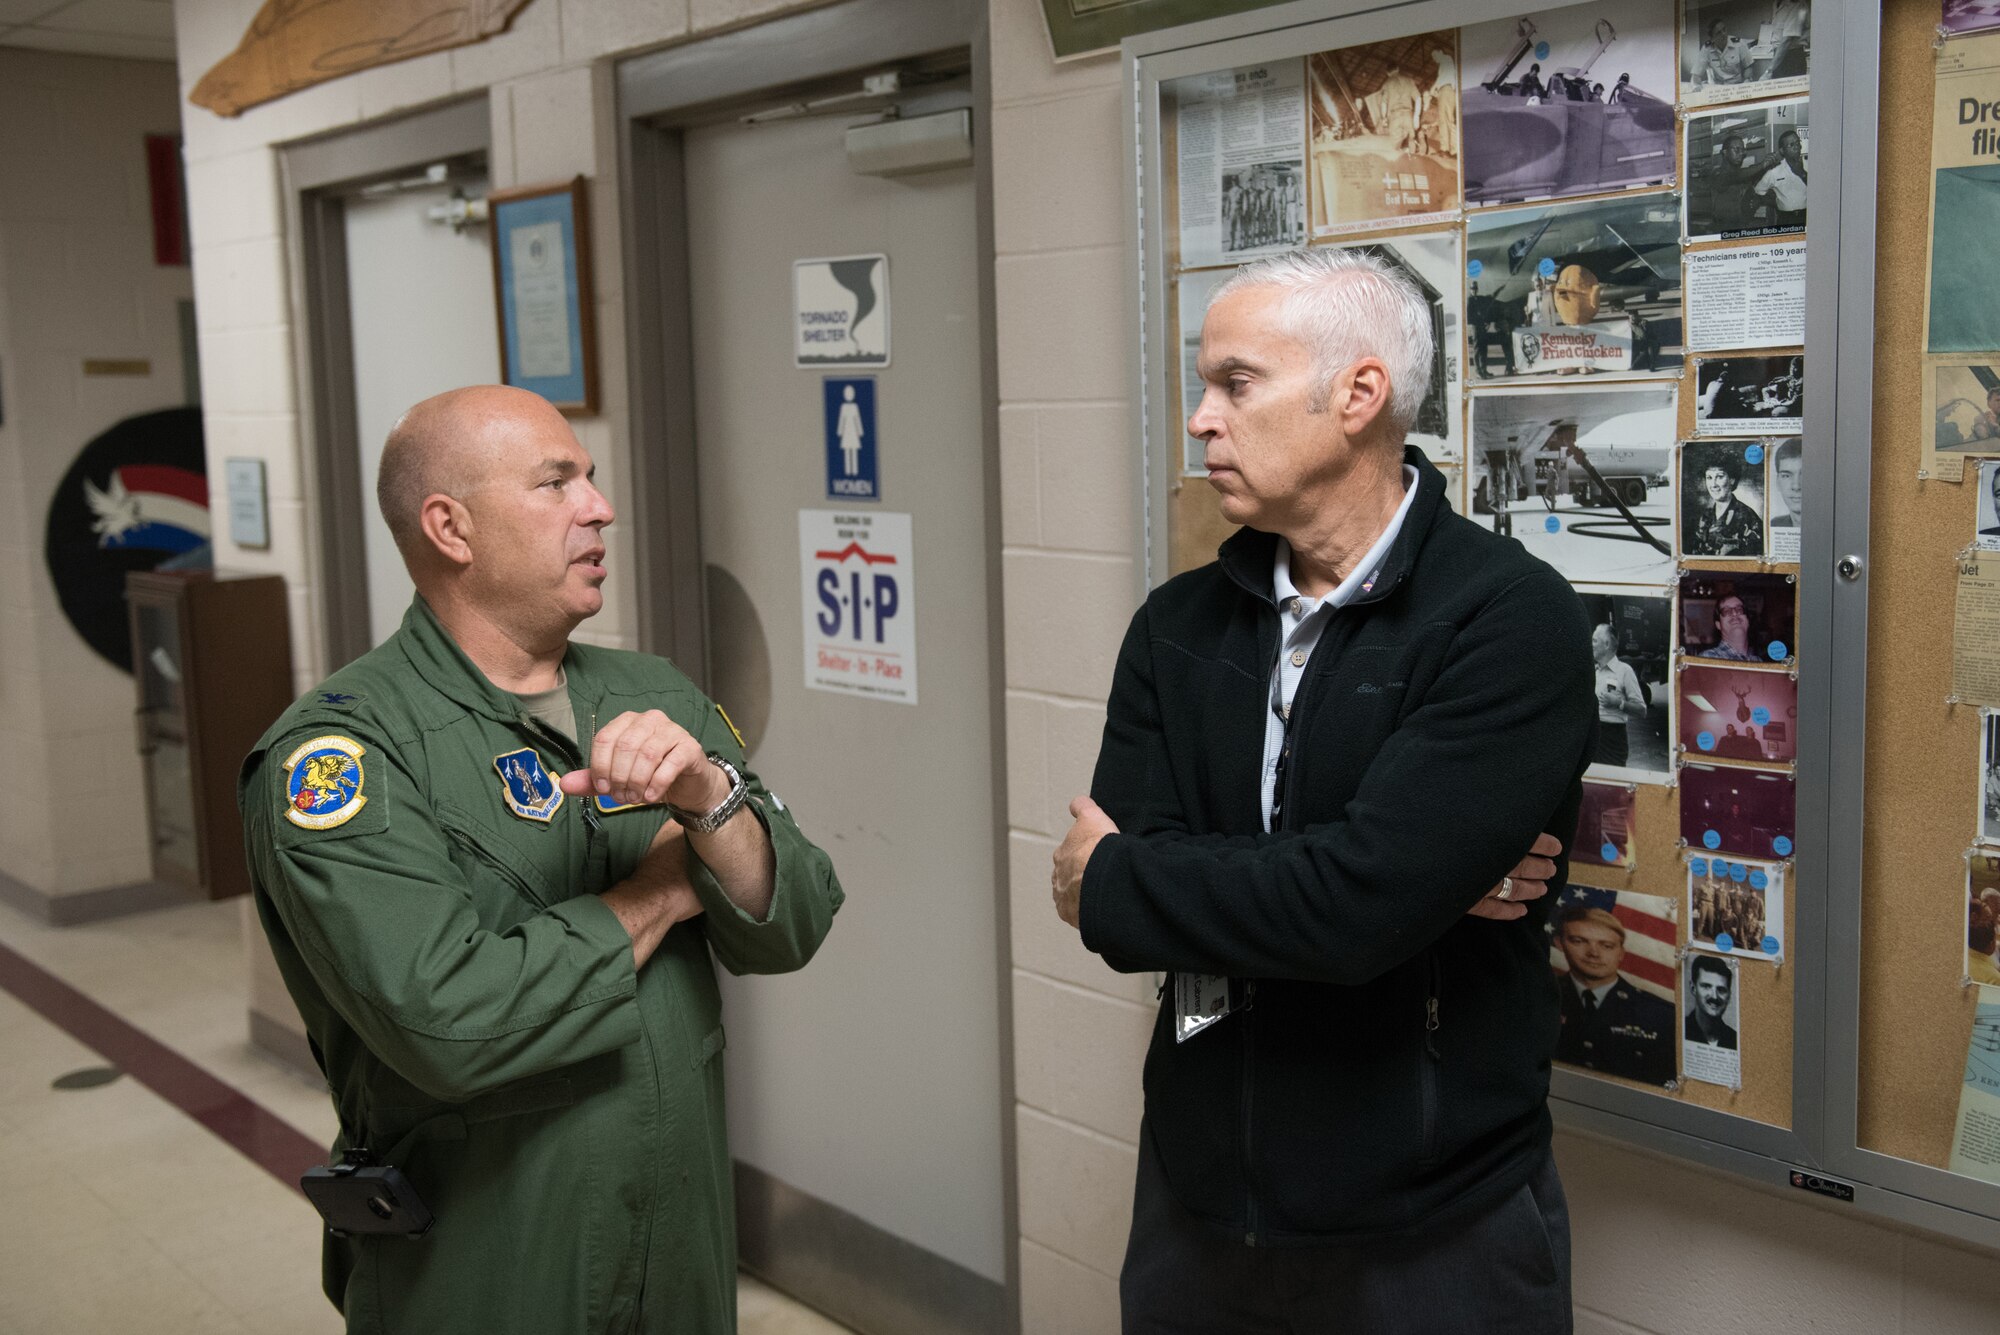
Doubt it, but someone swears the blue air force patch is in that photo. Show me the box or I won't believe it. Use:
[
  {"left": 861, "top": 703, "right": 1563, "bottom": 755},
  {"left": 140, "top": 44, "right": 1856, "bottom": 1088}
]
[
  {"left": 283, "top": 736, "right": 368, "bottom": 830},
  {"left": 494, "top": 748, "right": 564, "bottom": 822}
]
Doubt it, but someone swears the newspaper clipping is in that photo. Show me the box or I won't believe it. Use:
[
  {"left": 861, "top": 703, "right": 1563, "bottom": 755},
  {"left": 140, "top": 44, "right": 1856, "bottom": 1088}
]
[
  {"left": 1681, "top": 952, "right": 1744, "bottom": 1088},
  {"left": 1173, "top": 60, "right": 1308, "bottom": 269},
  {"left": 1948, "top": 985, "right": 2000, "bottom": 1184},
  {"left": 1695, "top": 355, "right": 1804, "bottom": 435},
  {"left": 1177, "top": 267, "right": 1237, "bottom": 474},
  {"left": 1308, "top": 33, "right": 1462, "bottom": 235},
  {"left": 1685, "top": 241, "right": 1807, "bottom": 351},
  {"left": 1684, "top": 98, "right": 1811, "bottom": 242},
  {"left": 1928, "top": 32, "right": 2000, "bottom": 353},
  {"left": 1466, "top": 195, "right": 1684, "bottom": 381},
  {"left": 1679, "top": 0, "right": 1812, "bottom": 108},
  {"left": 1459, "top": 0, "right": 1679, "bottom": 206}
]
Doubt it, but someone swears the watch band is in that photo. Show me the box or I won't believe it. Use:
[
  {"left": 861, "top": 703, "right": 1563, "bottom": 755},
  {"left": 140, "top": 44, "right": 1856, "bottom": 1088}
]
[{"left": 668, "top": 754, "right": 748, "bottom": 834}]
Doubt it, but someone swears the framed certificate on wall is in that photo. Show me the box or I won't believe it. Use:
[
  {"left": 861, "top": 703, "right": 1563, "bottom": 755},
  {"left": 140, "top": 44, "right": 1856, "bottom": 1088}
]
[{"left": 489, "top": 176, "right": 598, "bottom": 414}]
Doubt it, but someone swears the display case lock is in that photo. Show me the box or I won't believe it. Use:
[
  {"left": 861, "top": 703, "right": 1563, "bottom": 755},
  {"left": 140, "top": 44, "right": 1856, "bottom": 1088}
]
[{"left": 1836, "top": 555, "right": 1864, "bottom": 582}]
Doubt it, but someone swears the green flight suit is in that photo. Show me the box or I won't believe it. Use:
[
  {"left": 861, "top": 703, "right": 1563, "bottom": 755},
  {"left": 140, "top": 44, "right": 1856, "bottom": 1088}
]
[{"left": 239, "top": 597, "right": 842, "bottom": 1334}]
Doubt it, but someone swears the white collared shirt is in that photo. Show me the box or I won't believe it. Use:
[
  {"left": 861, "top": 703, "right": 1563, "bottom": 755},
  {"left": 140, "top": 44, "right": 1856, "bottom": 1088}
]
[{"left": 1261, "top": 467, "right": 1419, "bottom": 832}]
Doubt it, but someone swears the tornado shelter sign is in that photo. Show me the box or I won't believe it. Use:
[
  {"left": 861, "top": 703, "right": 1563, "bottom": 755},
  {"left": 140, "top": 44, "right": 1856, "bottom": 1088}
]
[
  {"left": 794, "top": 254, "right": 890, "bottom": 368},
  {"left": 799, "top": 509, "right": 916, "bottom": 704}
]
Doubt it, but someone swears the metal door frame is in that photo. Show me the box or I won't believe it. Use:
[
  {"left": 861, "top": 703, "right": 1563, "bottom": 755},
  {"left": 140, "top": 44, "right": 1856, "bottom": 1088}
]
[
  {"left": 617, "top": 2, "right": 1019, "bottom": 1330},
  {"left": 283, "top": 96, "right": 490, "bottom": 672}
]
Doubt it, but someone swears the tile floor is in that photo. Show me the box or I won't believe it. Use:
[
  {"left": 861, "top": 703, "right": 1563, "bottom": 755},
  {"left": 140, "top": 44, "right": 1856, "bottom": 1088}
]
[{"left": 0, "top": 893, "right": 852, "bottom": 1334}]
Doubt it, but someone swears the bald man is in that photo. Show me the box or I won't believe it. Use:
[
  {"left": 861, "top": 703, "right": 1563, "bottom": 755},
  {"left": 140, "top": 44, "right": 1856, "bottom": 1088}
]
[{"left": 239, "top": 386, "right": 843, "bottom": 1334}]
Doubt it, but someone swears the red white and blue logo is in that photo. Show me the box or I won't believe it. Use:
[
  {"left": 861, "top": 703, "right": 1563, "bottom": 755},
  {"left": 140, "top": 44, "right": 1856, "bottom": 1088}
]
[{"left": 43, "top": 407, "right": 210, "bottom": 671}]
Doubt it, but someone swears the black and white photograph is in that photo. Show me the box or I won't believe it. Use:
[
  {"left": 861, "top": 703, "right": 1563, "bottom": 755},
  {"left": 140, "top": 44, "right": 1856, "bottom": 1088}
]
[
  {"left": 1978, "top": 461, "right": 2000, "bottom": 553},
  {"left": 1681, "top": 762, "right": 1796, "bottom": 861},
  {"left": 1684, "top": 98, "right": 1810, "bottom": 242},
  {"left": 1688, "top": 855, "right": 1786, "bottom": 961},
  {"left": 1678, "top": 661, "right": 1798, "bottom": 765},
  {"left": 1582, "top": 588, "right": 1675, "bottom": 782},
  {"left": 1681, "top": 952, "right": 1744, "bottom": 1087},
  {"left": 1981, "top": 712, "right": 2000, "bottom": 847},
  {"left": 1220, "top": 161, "right": 1307, "bottom": 255},
  {"left": 1930, "top": 361, "right": 2000, "bottom": 455},
  {"left": 1694, "top": 355, "right": 1803, "bottom": 436},
  {"left": 1460, "top": 0, "right": 1679, "bottom": 206},
  {"left": 1679, "top": 570, "right": 1796, "bottom": 664},
  {"left": 1308, "top": 33, "right": 1461, "bottom": 235},
  {"left": 1678, "top": 0, "right": 1812, "bottom": 107},
  {"left": 1465, "top": 195, "right": 1683, "bottom": 382},
  {"left": 1324, "top": 233, "right": 1463, "bottom": 461},
  {"left": 1679, "top": 440, "right": 1768, "bottom": 560},
  {"left": 1767, "top": 436, "right": 1802, "bottom": 562},
  {"left": 1471, "top": 384, "right": 1678, "bottom": 585},
  {"left": 1575, "top": 779, "right": 1638, "bottom": 869},
  {"left": 1548, "top": 884, "right": 1679, "bottom": 1086}
]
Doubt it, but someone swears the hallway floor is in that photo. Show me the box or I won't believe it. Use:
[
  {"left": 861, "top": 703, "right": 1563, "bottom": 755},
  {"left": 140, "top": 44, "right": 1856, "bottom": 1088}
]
[{"left": 0, "top": 892, "right": 852, "bottom": 1334}]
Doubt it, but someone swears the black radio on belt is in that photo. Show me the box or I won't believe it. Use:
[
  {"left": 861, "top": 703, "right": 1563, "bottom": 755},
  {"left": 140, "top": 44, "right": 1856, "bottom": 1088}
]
[{"left": 300, "top": 1149, "right": 435, "bottom": 1239}]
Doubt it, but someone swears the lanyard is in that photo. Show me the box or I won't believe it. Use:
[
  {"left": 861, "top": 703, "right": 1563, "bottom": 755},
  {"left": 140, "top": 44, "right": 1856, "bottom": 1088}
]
[{"left": 1270, "top": 699, "right": 1296, "bottom": 830}]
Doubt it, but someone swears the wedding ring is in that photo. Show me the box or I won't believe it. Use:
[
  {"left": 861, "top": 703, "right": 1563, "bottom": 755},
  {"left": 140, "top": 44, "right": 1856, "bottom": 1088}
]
[{"left": 1498, "top": 877, "right": 1515, "bottom": 901}]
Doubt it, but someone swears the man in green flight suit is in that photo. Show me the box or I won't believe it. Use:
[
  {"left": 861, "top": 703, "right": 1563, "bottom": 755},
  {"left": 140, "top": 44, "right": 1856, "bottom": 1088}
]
[{"left": 240, "top": 385, "right": 842, "bottom": 1333}]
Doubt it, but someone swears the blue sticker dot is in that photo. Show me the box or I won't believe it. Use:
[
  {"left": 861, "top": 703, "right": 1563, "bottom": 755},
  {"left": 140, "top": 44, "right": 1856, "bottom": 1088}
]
[
  {"left": 1746, "top": 443, "right": 1765, "bottom": 464},
  {"left": 1468, "top": 259, "right": 1484, "bottom": 278},
  {"left": 1697, "top": 730, "right": 1717, "bottom": 751},
  {"left": 1730, "top": 862, "right": 1748, "bottom": 881},
  {"left": 1537, "top": 257, "right": 1557, "bottom": 278},
  {"left": 1773, "top": 835, "right": 1794, "bottom": 856},
  {"left": 1768, "top": 640, "right": 1788, "bottom": 661},
  {"left": 1545, "top": 516, "right": 1561, "bottom": 533},
  {"left": 1601, "top": 841, "right": 1620, "bottom": 862},
  {"left": 1715, "top": 932, "right": 1736, "bottom": 952},
  {"left": 1691, "top": 857, "right": 1710, "bottom": 876},
  {"left": 1752, "top": 707, "right": 1770, "bottom": 727},
  {"left": 1749, "top": 869, "right": 1768, "bottom": 890},
  {"left": 1703, "top": 830, "right": 1722, "bottom": 850},
  {"left": 1535, "top": 40, "right": 1551, "bottom": 58},
  {"left": 1762, "top": 935, "right": 1781, "bottom": 955}
]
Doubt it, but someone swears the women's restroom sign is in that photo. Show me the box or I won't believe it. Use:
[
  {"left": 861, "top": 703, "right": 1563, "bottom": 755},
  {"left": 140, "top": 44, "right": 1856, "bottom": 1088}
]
[
  {"left": 824, "top": 378, "right": 878, "bottom": 500},
  {"left": 794, "top": 254, "right": 890, "bottom": 367},
  {"left": 799, "top": 509, "right": 917, "bottom": 704}
]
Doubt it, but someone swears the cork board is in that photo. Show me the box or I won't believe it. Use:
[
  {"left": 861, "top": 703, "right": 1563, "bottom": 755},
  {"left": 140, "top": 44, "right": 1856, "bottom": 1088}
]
[
  {"left": 1154, "top": 13, "right": 1802, "bottom": 1129},
  {"left": 1854, "top": 0, "right": 1986, "bottom": 1170}
]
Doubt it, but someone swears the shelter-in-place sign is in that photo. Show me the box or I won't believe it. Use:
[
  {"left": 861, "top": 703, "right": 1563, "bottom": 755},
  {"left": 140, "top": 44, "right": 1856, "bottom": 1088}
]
[{"left": 799, "top": 509, "right": 916, "bottom": 704}]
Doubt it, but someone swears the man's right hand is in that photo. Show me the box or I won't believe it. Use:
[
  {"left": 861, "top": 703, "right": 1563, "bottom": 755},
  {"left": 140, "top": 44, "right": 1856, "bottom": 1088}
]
[
  {"left": 599, "top": 821, "right": 705, "bottom": 967},
  {"left": 1467, "top": 832, "right": 1562, "bottom": 922}
]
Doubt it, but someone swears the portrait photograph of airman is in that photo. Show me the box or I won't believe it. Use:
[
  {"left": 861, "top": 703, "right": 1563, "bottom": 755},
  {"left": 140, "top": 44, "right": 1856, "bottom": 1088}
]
[
  {"left": 1548, "top": 889, "right": 1678, "bottom": 1087},
  {"left": 1680, "top": 440, "right": 1767, "bottom": 559},
  {"left": 1681, "top": 953, "right": 1744, "bottom": 1088}
]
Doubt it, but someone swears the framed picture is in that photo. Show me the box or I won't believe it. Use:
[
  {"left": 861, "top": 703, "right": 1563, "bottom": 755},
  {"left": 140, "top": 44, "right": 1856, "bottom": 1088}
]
[
  {"left": 488, "top": 176, "right": 598, "bottom": 414},
  {"left": 1039, "top": 0, "right": 1294, "bottom": 61}
]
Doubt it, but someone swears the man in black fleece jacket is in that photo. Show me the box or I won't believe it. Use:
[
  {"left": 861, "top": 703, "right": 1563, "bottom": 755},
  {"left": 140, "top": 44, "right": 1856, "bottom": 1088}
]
[{"left": 1052, "top": 249, "right": 1595, "bottom": 1333}]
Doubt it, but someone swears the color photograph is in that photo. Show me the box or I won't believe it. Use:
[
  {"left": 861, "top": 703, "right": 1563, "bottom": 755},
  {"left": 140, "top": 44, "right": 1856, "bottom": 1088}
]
[
  {"left": 1688, "top": 854, "right": 1785, "bottom": 960},
  {"left": 1548, "top": 884, "right": 1680, "bottom": 1086},
  {"left": 1678, "top": 662, "right": 1798, "bottom": 764},
  {"left": 1681, "top": 762, "right": 1796, "bottom": 861},
  {"left": 1465, "top": 195, "right": 1683, "bottom": 382},
  {"left": 1460, "top": 0, "right": 1678, "bottom": 205},
  {"left": 1678, "top": 570, "right": 1796, "bottom": 664},
  {"left": 1308, "top": 33, "right": 1461, "bottom": 235},
  {"left": 1575, "top": 779, "right": 1638, "bottom": 869}
]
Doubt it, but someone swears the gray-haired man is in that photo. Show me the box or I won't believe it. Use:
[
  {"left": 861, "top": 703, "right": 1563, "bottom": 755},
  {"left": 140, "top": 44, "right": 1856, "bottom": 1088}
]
[{"left": 1051, "top": 250, "right": 1596, "bottom": 1332}]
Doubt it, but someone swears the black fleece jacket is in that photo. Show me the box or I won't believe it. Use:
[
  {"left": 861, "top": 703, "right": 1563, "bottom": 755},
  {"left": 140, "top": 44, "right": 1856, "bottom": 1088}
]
[{"left": 1080, "top": 447, "right": 1595, "bottom": 1245}]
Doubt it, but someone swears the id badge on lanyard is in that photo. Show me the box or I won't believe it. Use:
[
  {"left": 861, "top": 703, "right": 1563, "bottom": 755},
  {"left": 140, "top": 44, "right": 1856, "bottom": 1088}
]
[{"left": 1175, "top": 973, "right": 1239, "bottom": 1042}]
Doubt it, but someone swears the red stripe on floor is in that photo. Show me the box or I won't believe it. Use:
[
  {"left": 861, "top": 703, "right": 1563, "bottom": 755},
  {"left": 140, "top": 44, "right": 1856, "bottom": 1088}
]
[{"left": 0, "top": 938, "right": 325, "bottom": 1193}]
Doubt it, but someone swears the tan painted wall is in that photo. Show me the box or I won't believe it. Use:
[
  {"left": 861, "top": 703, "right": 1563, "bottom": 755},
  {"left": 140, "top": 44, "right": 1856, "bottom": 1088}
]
[{"left": 0, "top": 49, "right": 191, "bottom": 900}]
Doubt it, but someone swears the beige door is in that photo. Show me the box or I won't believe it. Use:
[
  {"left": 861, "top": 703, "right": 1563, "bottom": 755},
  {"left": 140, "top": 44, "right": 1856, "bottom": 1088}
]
[{"left": 683, "top": 106, "right": 1004, "bottom": 1285}]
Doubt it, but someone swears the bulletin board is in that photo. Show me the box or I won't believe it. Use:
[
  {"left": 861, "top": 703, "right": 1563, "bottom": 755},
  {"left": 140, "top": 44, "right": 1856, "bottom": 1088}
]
[{"left": 1125, "top": 0, "right": 2000, "bottom": 1249}]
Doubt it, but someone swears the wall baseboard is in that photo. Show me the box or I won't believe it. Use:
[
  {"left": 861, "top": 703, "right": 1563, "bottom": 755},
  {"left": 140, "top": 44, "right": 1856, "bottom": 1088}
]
[
  {"left": 0, "top": 868, "right": 201, "bottom": 927},
  {"left": 735, "top": 1160, "right": 1007, "bottom": 1335}
]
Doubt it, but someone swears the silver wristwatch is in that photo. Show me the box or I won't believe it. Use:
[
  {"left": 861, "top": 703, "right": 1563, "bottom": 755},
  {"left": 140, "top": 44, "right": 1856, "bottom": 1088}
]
[{"left": 668, "top": 754, "right": 748, "bottom": 834}]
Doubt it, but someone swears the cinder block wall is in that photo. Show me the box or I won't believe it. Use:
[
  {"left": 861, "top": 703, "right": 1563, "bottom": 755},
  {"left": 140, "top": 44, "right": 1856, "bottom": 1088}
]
[
  {"left": 982, "top": 2, "right": 2000, "bottom": 1333},
  {"left": 0, "top": 49, "right": 190, "bottom": 902}
]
